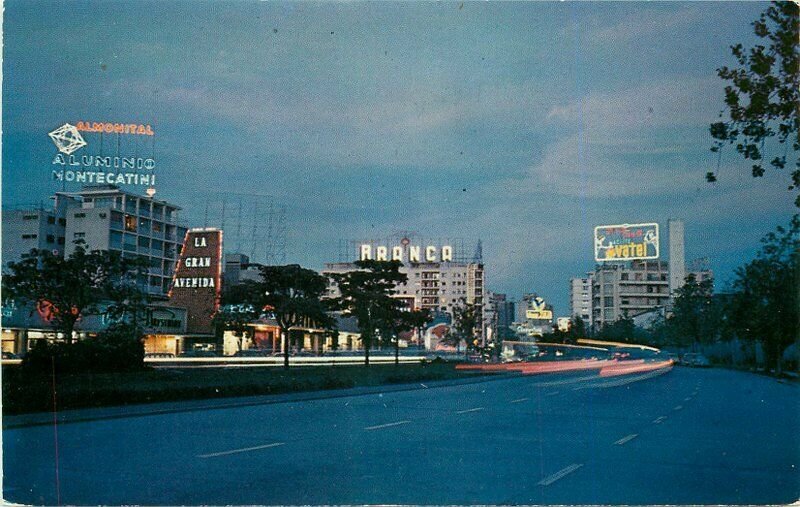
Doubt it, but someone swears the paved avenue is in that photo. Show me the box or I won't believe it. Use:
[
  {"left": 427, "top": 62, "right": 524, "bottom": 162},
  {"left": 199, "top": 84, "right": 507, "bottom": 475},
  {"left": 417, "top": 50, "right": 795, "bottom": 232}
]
[{"left": 3, "top": 367, "right": 798, "bottom": 505}]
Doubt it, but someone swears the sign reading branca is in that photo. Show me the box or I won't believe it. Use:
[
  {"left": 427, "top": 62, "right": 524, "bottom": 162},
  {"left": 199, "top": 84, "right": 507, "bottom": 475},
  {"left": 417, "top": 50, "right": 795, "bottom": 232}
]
[
  {"left": 594, "top": 223, "right": 659, "bottom": 262},
  {"left": 360, "top": 243, "right": 453, "bottom": 263},
  {"left": 49, "top": 122, "right": 156, "bottom": 186}
]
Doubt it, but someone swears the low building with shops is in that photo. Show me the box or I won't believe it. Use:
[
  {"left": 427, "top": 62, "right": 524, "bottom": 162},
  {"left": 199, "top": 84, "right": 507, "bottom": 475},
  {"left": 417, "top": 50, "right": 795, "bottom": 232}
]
[{"left": 0, "top": 300, "right": 193, "bottom": 355}]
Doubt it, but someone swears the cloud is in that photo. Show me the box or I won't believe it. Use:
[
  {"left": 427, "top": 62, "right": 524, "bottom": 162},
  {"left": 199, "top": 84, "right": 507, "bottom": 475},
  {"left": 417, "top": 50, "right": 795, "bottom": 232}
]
[
  {"left": 584, "top": 6, "right": 700, "bottom": 45},
  {"left": 545, "top": 77, "right": 723, "bottom": 136}
]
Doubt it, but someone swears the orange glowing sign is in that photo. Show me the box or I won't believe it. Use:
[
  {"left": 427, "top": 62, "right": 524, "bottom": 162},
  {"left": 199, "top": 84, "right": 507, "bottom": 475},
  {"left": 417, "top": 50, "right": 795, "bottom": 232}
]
[{"left": 75, "top": 121, "right": 154, "bottom": 136}]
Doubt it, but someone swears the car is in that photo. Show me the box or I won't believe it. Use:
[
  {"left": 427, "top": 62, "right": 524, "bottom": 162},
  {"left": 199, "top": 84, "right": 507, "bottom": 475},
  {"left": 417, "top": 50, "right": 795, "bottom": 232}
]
[
  {"left": 683, "top": 352, "right": 711, "bottom": 367},
  {"left": 666, "top": 352, "right": 680, "bottom": 363}
]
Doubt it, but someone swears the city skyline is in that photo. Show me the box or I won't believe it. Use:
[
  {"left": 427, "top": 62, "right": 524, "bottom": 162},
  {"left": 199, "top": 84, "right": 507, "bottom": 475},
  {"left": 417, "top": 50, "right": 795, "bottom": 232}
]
[{"left": 3, "top": 1, "right": 796, "bottom": 314}]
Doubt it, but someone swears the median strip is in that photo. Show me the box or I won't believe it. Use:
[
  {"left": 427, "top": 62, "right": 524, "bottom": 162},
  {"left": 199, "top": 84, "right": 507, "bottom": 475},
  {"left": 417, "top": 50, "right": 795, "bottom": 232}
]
[
  {"left": 537, "top": 463, "right": 583, "bottom": 486},
  {"left": 455, "top": 407, "right": 485, "bottom": 414},
  {"left": 364, "top": 420, "right": 411, "bottom": 431},
  {"left": 613, "top": 433, "right": 638, "bottom": 445},
  {"left": 198, "top": 441, "right": 285, "bottom": 458}
]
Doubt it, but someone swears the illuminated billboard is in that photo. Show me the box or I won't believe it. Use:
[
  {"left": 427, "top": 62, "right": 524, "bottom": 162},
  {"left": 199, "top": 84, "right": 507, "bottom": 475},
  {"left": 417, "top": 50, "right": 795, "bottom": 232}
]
[
  {"left": 48, "top": 121, "right": 157, "bottom": 187},
  {"left": 169, "top": 228, "right": 223, "bottom": 334},
  {"left": 526, "top": 309, "right": 553, "bottom": 320},
  {"left": 594, "top": 223, "right": 659, "bottom": 262},
  {"left": 525, "top": 296, "right": 553, "bottom": 321},
  {"left": 359, "top": 241, "right": 453, "bottom": 263}
]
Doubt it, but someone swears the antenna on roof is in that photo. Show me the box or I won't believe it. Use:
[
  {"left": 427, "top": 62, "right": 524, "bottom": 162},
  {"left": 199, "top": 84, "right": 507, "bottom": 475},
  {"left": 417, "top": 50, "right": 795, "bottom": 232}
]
[{"left": 473, "top": 239, "right": 483, "bottom": 263}]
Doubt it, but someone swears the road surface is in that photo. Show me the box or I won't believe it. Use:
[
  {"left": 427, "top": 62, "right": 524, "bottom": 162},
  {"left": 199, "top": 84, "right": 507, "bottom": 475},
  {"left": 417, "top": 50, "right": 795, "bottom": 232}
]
[{"left": 3, "top": 366, "right": 798, "bottom": 505}]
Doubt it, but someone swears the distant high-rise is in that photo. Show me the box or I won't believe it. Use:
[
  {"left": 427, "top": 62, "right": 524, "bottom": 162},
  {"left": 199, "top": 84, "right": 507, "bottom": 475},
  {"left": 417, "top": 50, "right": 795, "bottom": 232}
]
[
  {"left": 668, "top": 218, "right": 686, "bottom": 300},
  {"left": 569, "top": 273, "right": 594, "bottom": 323}
]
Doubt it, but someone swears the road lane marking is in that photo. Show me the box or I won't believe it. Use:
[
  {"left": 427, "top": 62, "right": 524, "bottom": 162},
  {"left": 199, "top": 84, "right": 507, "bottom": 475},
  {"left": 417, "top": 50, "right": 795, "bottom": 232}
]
[
  {"left": 684, "top": 397, "right": 691, "bottom": 401},
  {"left": 545, "top": 391, "right": 560, "bottom": 396},
  {"left": 364, "top": 420, "right": 411, "bottom": 431},
  {"left": 537, "top": 463, "right": 583, "bottom": 486},
  {"left": 673, "top": 405, "right": 683, "bottom": 411},
  {"left": 614, "top": 433, "right": 639, "bottom": 445},
  {"left": 510, "top": 398, "right": 529, "bottom": 403},
  {"left": 653, "top": 416, "right": 667, "bottom": 424},
  {"left": 198, "top": 442, "right": 285, "bottom": 458},
  {"left": 456, "top": 407, "right": 485, "bottom": 414}
]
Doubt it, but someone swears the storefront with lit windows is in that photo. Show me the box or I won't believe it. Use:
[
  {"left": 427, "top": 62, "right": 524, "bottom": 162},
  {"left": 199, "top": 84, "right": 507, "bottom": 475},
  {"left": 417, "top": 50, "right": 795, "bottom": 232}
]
[{"left": 0, "top": 299, "right": 200, "bottom": 356}]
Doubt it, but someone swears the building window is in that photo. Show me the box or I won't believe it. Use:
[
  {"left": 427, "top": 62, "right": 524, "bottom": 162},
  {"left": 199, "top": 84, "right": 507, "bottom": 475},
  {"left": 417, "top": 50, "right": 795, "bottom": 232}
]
[
  {"left": 22, "top": 234, "right": 37, "bottom": 239},
  {"left": 74, "top": 213, "right": 86, "bottom": 218},
  {"left": 124, "top": 215, "right": 137, "bottom": 232},
  {"left": 74, "top": 232, "right": 86, "bottom": 239},
  {"left": 23, "top": 214, "right": 38, "bottom": 220},
  {"left": 99, "top": 213, "right": 107, "bottom": 219},
  {"left": 58, "top": 218, "right": 66, "bottom": 226},
  {"left": 45, "top": 234, "right": 55, "bottom": 243},
  {"left": 47, "top": 216, "right": 55, "bottom": 224},
  {"left": 57, "top": 237, "right": 65, "bottom": 245}
]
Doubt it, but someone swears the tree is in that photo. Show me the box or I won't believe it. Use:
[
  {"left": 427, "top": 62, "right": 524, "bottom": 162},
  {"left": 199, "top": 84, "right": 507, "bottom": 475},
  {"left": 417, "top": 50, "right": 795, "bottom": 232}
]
[
  {"left": 331, "top": 259, "right": 407, "bottom": 366},
  {"left": 596, "top": 315, "right": 638, "bottom": 343},
  {"left": 213, "top": 279, "right": 264, "bottom": 352},
  {"left": 571, "top": 316, "right": 587, "bottom": 339},
  {"left": 708, "top": 1, "right": 799, "bottom": 206},
  {"left": 445, "top": 299, "right": 479, "bottom": 358},
  {"left": 668, "top": 274, "right": 718, "bottom": 351},
  {"left": 405, "top": 308, "right": 433, "bottom": 349},
  {"left": 726, "top": 216, "right": 799, "bottom": 374},
  {"left": 2, "top": 244, "right": 147, "bottom": 344},
  {"left": 261, "top": 264, "right": 335, "bottom": 368}
]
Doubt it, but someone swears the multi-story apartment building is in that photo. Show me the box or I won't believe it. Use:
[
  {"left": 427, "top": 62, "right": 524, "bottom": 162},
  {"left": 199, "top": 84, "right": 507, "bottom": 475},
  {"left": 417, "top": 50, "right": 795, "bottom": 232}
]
[
  {"left": 591, "top": 260, "right": 671, "bottom": 329},
  {"left": 2, "top": 185, "right": 189, "bottom": 298},
  {"left": 485, "top": 292, "right": 515, "bottom": 342},
  {"left": 569, "top": 273, "right": 594, "bottom": 324},
  {"left": 323, "top": 238, "right": 485, "bottom": 346},
  {"left": 2, "top": 202, "right": 69, "bottom": 270}
]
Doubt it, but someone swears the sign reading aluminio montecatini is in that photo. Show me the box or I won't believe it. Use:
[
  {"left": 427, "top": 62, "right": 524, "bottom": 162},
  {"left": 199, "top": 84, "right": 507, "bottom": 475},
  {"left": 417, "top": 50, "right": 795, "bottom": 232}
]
[
  {"left": 594, "top": 223, "right": 659, "bottom": 262},
  {"left": 49, "top": 122, "right": 156, "bottom": 186},
  {"left": 169, "top": 229, "right": 223, "bottom": 334}
]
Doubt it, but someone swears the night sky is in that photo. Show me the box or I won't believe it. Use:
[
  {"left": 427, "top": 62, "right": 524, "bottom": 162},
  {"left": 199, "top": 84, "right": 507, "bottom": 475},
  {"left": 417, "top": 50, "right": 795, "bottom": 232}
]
[{"left": 3, "top": 1, "right": 796, "bottom": 314}]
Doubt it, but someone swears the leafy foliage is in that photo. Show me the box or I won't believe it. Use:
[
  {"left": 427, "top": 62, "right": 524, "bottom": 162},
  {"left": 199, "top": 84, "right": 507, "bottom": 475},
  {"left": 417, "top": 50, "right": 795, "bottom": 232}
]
[
  {"left": 212, "top": 279, "right": 264, "bottom": 351},
  {"left": 708, "top": 1, "right": 799, "bottom": 206},
  {"left": 725, "top": 215, "right": 799, "bottom": 372},
  {"left": 668, "top": 274, "right": 719, "bottom": 350},
  {"left": 261, "top": 264, "right": 336, "bottom": 367},
  {"left": 331, "top": 260, "right": 407, "bottom": 366},
  {"left": 2, "top": 244, "right": 148, "bottom": 343},
  {"left": 22, "top": 323, "right": 145, "bottom": 375},
  {"left": 443, "top": 299, "right": 479, "bottom": 355}
]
